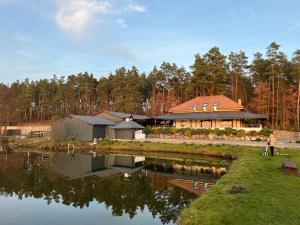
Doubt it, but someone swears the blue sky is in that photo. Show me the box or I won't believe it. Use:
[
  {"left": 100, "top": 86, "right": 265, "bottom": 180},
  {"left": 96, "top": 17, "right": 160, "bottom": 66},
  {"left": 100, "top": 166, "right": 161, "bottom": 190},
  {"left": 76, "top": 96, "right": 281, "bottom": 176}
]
[{"left": 0, "top": 0, "right": 300, "bottom": 83}]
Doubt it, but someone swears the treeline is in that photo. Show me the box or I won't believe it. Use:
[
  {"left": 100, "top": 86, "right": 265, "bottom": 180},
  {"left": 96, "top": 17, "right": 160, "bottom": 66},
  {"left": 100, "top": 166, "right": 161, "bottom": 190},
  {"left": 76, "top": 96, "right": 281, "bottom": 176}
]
[{"left": 0, "top": 42, "right": 300, "bottom": 129}]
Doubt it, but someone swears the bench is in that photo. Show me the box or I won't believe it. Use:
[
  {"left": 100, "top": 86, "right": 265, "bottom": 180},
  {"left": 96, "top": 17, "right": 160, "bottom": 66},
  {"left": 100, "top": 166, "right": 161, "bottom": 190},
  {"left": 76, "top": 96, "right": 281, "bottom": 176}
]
[{"left": 282, "top": 161, "right": 298, "bottom": 175}]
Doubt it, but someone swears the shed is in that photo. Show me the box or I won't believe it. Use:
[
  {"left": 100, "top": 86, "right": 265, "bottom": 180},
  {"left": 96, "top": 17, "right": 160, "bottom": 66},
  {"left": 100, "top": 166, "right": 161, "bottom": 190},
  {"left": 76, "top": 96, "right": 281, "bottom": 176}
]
[
  {"left": 108, "top": 121, "right": 145, "bottom": 140},
  {"left": 51, "top": 115, "right": 115, "bottom": 141},
  {"left": 95, "top": 111, "right": 150, "bottom": 126}
]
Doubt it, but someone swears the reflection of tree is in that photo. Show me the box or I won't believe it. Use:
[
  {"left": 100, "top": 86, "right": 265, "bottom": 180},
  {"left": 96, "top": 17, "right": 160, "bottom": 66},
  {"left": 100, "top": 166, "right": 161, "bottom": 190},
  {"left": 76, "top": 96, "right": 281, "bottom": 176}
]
[{"left": 0, "top": 153, "right": 196, "bottom": 224}]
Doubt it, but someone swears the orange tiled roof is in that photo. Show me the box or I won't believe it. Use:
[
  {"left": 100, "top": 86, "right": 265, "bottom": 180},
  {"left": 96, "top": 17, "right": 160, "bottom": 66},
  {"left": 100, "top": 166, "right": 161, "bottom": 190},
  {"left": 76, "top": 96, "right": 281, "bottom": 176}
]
[{"left": 169, "top": 95, "right": 243, "bottom": 113}]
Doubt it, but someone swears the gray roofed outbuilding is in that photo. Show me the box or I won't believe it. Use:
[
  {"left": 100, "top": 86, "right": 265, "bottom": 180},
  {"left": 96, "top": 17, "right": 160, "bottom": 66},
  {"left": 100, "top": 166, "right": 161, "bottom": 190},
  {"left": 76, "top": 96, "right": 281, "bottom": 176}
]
[
  {"left": 110, "top": 121, "right": 145, "bottom": 129},
  {"left": 71, "top": 115, "right": 115, "bottom": 125},
  {"left": 107, "top": 120, "right": 145, "bottom": 140},
  {"left": 51, "top": 115, "right": 115, "bottom": 141},
  {"left": 102, "top": 111, "right": 150, "bottom": 120},
  {"left": 155, "top": 111, "right": 267, "bottom": 120}
]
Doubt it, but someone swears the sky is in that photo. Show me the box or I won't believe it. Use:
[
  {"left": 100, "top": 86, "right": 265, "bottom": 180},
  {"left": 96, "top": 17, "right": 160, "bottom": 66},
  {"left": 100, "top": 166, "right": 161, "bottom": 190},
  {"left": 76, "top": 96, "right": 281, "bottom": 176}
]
[{"left": 0, "top": 0, "right": 300, "bottom": 84}]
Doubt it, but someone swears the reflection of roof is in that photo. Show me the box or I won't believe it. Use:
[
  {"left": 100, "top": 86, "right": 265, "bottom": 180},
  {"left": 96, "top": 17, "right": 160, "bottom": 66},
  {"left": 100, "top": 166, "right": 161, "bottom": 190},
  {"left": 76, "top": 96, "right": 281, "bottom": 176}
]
[
  {"left": 111, "top": 121, "right": 145, "bottom": 129},
  {"left": 104, "top": 111, "right": 150, "bottom": 120},
  {"left": 155, "top": 111, "right": 267, "bottom": 120},
  {"left": 168, "top": 179, "right": 204, "bottom": 196},
  {"left": 168, "top": 179, "right": 214, "bottom": 196},
  {"left": 71, "top": 115, "right": 115, "bottom": 125},
  {"left": 51, "top": 153, "right": 94, "bottom": 179},
  {"left": 169, "top": 95, "right": 243, "bottom": 113},
  {"left": 51, "top": 153, "right": 145, "bottom": 180}
]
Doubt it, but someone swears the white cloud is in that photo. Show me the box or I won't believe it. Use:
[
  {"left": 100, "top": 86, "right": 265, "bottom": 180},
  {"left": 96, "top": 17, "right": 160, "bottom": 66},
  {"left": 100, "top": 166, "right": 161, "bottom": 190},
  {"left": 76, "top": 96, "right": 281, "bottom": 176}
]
[
  {"left": 54, "top": 0, "right": 112, "bottom": 34},
  {"left": 54, "top": 0, "right": 146, "bottom": 35},
  {"left": 116, "top": 18, "right": 128, "bottom": 28},
  {"left": 127, "top": 3, "right": 146, "bottom": 13}
]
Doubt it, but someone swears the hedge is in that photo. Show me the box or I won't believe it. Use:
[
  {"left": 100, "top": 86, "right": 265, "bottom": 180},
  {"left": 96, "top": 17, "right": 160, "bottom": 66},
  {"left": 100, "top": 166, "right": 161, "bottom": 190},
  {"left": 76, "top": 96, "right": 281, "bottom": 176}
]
[{"left": 144, "top": 126, "right": 273, "bottom": 138}]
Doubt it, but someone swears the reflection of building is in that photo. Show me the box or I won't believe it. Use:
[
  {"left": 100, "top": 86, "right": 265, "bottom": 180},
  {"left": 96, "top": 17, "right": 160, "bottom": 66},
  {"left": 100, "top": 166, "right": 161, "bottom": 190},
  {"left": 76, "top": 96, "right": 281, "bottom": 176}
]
[
  {"left": 144, "top": 160, "right": 228, "bottom": 196},
  {"left": 155, "top": 95, "right": 267, "bottom": 131},
  {"left": 51, "top": 153, "right": 145, "bottom": 180},
  {"left": 171, "top": 164, "right": 227, "bottom": 179}
]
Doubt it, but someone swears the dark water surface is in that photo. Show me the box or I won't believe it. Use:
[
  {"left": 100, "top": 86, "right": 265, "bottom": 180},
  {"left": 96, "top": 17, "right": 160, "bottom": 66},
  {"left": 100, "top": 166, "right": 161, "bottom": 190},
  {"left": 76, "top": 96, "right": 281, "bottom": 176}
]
[{"left": 0, "top": 151, "right": 230, "bottom": 225}]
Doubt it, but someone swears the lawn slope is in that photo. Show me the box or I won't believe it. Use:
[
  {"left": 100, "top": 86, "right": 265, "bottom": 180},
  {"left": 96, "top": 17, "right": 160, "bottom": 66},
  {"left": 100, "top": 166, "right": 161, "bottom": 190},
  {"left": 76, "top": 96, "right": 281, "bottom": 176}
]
[{"left": 180, "top": 148, "right": 300, "bottom": 225}]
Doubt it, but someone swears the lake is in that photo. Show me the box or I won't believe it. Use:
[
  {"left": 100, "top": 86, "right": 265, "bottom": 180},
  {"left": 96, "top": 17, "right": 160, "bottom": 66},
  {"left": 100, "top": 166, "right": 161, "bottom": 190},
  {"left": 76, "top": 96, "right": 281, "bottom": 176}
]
[{"left": 0, "top": 151, "right": 230, "bottom": 225}]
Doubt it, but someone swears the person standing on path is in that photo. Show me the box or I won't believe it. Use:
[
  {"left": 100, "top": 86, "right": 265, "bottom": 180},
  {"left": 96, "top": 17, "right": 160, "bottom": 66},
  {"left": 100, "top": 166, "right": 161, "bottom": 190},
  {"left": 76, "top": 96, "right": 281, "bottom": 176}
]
[{"left": 267, "top": 134, "right": 277, "bottom": 156}]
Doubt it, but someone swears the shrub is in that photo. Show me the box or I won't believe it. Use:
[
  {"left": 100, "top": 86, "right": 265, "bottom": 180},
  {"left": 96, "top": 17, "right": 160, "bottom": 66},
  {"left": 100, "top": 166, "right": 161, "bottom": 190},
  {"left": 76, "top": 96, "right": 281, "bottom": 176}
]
[
  {"left": 212, "top": 128, "right": 223, "bottom": 136},
  {"left": 144, "top": 126, "right": 153, "bottom": 135},
  {"left": 258, "top": 128, "right": 273, "bottom": 137},
  {"left": 223, "top": 127, "right": 237, "bottom": 136},
  {"left": 193, "top": 129, "right": 210, "bottom": 135},
  {"left": 236, "top": 129, "right": 246, "bottom": 138},
  {"left": 170, "top": 127, "right": 178, "bottom": 135},
  {"left": 247, "top": 130, "right": 257, "bottom": 137},
  {"left": 191, "top": 129, "right": 198, "bottom": 135},
  {"left": 161, "top": 127, "right": 171, "bottom": 135},
  {"left": 152, "top": 127, "right": 161, "bottom": 134},
  {"left": 183, "top": 129, "right": 192, "bottom": 137}
]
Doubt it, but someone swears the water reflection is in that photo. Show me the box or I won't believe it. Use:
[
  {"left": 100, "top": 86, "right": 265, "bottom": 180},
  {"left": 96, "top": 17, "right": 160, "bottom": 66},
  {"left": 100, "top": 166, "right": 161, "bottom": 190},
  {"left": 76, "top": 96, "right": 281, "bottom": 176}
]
[{"left": 0, "top": 152, "right": 229, "bottom": 225}]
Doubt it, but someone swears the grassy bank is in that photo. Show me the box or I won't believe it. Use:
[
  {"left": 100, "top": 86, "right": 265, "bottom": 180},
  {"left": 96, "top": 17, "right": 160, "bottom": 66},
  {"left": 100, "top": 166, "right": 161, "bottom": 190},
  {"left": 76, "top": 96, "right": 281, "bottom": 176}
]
[
  {"left": 180, "top": 147, "right": 300, "bottom": 225},
  {"left": 11, "top": 138, "right": 300, "bottom": 225}
]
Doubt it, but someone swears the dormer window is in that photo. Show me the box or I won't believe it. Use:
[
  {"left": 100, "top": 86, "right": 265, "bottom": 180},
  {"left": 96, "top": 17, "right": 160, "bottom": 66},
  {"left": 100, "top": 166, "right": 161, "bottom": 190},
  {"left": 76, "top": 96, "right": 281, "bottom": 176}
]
[
  {"left": 213, "top": 102, "right": 219, "bottom": 111},
  {"left": 202, "top": 103, "right": 208, "bottom": 112},
  {"left": 192, "top": 104, "right": 198, "bottom": 112},
  {"left": 125, "top": 115, "right": 133, "bottom": 122}
]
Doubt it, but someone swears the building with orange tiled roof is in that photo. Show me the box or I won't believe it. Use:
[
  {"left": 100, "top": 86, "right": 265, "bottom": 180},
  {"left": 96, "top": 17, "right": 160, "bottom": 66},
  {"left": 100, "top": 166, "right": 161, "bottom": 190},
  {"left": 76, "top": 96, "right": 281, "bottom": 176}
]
[
  {"left": 169, "top": 95, "right": 244, "bottom": 113},
  {"left": 156, "top": 95, "right": 267, "bottom": 131}
]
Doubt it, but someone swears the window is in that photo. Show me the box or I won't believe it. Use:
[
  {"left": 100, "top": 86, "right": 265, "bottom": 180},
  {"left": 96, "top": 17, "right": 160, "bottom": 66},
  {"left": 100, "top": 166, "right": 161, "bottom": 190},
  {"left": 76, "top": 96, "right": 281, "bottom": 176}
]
[
  {"left": 202, "top": 103, "right": 208, "bottom": 112},
  {"left": 190, "top": 120, "right": 193, "bottom": 128},
  {"left": 202, "top": 120, "right": 212, "bottom": 128},
  {"left": 180, "top": 121, "right": 185, "bottom": 128},
  {"left": 192, "top": 104, "right": 198, "bottom": 112},
  {"left": 213, "top": 102, "right": 219, "bottom": 111},
  {"left": 220, "top": 119, "right": 233, "bottom": 128}
]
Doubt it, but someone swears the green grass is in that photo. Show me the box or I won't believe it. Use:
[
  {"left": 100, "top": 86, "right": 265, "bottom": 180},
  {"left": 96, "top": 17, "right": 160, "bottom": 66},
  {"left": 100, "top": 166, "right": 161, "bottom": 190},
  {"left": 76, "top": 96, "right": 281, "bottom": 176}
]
[{"left": 180, "top": 148, "right": 300, "bottom": 225}]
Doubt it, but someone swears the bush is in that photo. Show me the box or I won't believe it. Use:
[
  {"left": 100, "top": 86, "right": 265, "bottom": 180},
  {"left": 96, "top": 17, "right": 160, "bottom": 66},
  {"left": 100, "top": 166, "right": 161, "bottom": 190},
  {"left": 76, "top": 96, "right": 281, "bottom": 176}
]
[
  {"left": 223, "top": 127, "right": 237, "bottom": 136},
  {"left": 152, "top": 127, "right": 161, "bottom": 134},
  {"left": 236, "top": 129, "right": 246, "bottom": 138},
  {"left": 161, "top": 127, "right": 171, "bottom": 135},
  {"left": 144, "top": 126, "right": 152, "bottom": 135},
  {"left": 258, "top": 128, "right": 273, "bottom": 137},
  {"left": 193, "top": 129, "right": 210, "bottom": 135},
  {"left": 211, "top": 128, "right": 224, "bottom": 136},
  {"left": 170, "top": 127, "right": 178, "bottom": 135},
  {"left": 247, "top": 130, "right": 257, "bottom": 137},
  {"left": 183, "top": 129, "right": 192, "bottom": 137}
]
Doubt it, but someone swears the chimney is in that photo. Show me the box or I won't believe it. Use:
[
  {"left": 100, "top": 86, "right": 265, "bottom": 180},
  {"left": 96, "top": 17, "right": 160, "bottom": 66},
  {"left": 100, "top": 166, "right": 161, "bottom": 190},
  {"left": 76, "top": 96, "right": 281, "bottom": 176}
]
[{"left": 238, "top": 98, "right": 242, "bottom": 106}]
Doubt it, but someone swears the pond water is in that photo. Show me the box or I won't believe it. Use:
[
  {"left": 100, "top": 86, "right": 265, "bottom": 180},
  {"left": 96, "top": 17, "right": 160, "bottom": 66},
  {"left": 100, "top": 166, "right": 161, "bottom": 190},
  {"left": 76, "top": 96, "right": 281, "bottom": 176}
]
[{"left": 0, "top": 151, "right": 230, "bottom": 225}]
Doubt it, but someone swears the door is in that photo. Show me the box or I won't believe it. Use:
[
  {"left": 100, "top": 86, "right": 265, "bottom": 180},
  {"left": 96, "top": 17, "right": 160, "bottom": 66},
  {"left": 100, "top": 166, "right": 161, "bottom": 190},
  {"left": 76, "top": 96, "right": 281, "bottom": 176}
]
[{"left": 115, "top": 129, "right": 134, "bottom": 139}]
